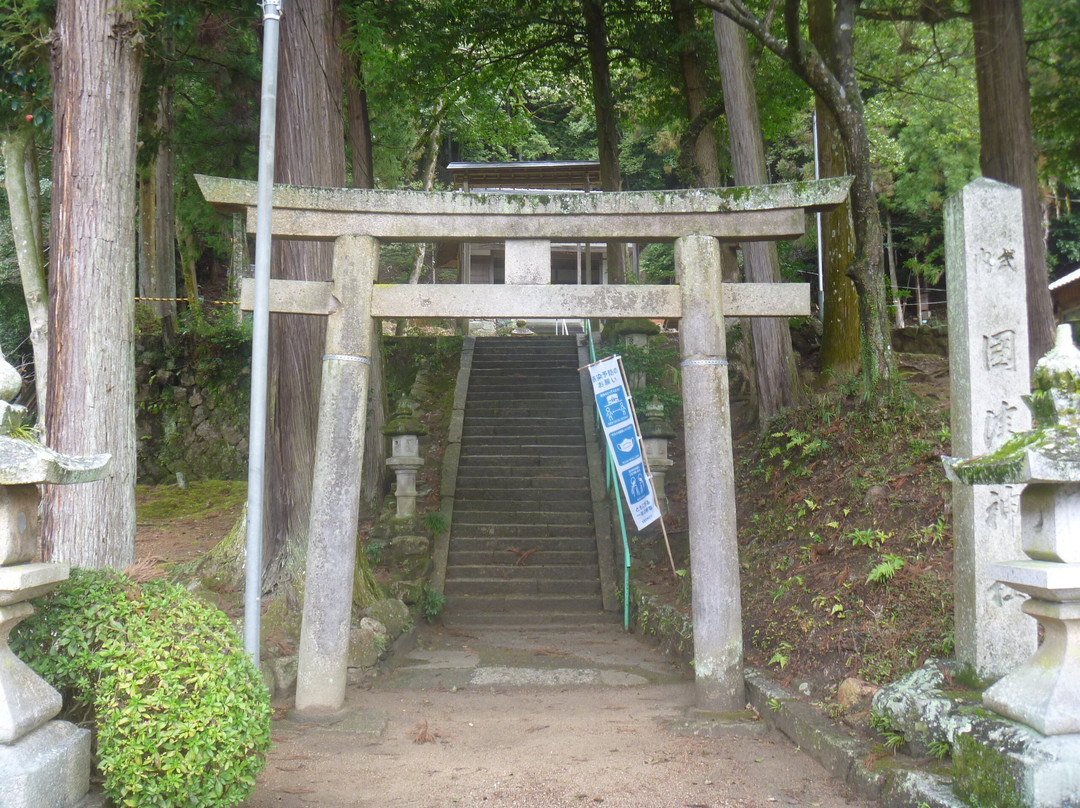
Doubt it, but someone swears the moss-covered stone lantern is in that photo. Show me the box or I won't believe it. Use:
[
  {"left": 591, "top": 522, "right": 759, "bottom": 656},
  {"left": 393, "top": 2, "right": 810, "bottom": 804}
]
[
  {"left": 383, "top": 397, "right": 427, "bottom": 519},
  {"left": 944, "top": 324, "right": 1080, "bottom": 735},
  {"left": 0, "top": 354, "right": 109, "bottom": 805}
]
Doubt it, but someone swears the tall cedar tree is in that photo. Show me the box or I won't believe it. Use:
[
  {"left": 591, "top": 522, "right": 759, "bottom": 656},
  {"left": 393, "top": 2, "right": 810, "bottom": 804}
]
[{"left": 42, "top": 0, "right": 143, "bottom": 567}]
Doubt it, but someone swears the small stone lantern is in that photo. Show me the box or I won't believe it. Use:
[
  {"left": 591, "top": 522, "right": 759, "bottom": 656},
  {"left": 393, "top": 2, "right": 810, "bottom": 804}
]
[
  {"left": 944, "top": 324, "right": 1080, "bottom": 735},
  {"left": 640, "top": 398, "right": 675, "bottom": 514},
  {"left": 383, "top": 397, "right": 427, "bottom": 519},
  {"left": 0, "top": 358, "right": 110, "bottom": 806}
]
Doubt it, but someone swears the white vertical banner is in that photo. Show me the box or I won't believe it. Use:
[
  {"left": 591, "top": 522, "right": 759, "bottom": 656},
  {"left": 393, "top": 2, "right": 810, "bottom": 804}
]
[{"left": 587, "top": 355, "right": 662, "bottom": 530}]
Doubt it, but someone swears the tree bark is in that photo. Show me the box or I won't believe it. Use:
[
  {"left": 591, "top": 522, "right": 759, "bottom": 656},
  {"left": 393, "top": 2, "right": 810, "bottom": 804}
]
[
  {"left": 262, "top": 0, "right": 347, "bottom": 599},
  {"left": 971, "top": 0, "right": 1054, "bottom": 364},
  {"left": 42, "top": 0, "right": 142, "bottom": 568},
  {"left": 581, "top": 0, "right": 626, "bottom": 284},
  {"left": 808, "top": 0, "right": 861, "bottom": 378},
  {"left": 344, "top": 44, "right": 385, "bottom": 511},
  {"left": 885, "top": 208, "right": 904, "bottom": 328},
  {"left": 714, "top": 11, "right": 801, "bottom": 421},
  {"left": 701, "top": 0, "right": 896, "bottom": 403},
  {"left": 2, "top": 126, "right": 48, "bottom": 428}
]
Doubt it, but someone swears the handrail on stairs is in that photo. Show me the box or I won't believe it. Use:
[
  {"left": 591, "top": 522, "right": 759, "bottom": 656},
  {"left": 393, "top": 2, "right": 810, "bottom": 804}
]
[{"left": 583, "top": 320, "right": 633, "bottom": 631}]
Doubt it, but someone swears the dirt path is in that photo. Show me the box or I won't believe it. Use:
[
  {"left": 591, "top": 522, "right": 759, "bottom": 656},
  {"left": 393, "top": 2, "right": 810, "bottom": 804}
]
[{"left": 243, "top": 623, "right": 874, "bottom": 808}]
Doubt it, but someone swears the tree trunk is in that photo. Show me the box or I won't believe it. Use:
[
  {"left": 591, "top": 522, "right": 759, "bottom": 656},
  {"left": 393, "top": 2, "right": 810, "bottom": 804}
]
[
  {"left": 344, "top": 53, "right": 374, "bottom": 191},
  {"left": 261, "top": 0, "right": 346, "bottom": 600},
  {"left": 808, "top": 0, "right": 861, "bottom": 379},
  {"left": 885, "top": 208, "right": 903, "bottom": 328},
  {"left": 971, "top": 0, "right": 1054, "bottom": 364},
  {"left": 665, "top": 1, "right": 755, "bottom": 409},
  {"left": 344, "top": 46, "right": 385, "bottom": 511},
  {"left": 2, "top": 126, "right": 48, "bottom": 428},
  {"left": 581, "top": 0, "right": 626, "bottom": 284},
  {"left": 714, "top": 11, "right": 801, "bottom": 421},
  {"left": 152, "top": 53, "right": 177, "bottom": 335},
  {"left": 42, "top": 0, "right": 142, "bottom": 568}
]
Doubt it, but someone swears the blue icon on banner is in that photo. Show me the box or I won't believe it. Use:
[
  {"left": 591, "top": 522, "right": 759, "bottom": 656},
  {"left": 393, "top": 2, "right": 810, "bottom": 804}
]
[
  {"left": 609, "top": 424, "right": 641, "bottom": 466},
  {"left": 621, "top": 463, "right": 650, "bottom": 505},
  {"left": 596, "top": 388, "right": 630, "bottom": 428}
]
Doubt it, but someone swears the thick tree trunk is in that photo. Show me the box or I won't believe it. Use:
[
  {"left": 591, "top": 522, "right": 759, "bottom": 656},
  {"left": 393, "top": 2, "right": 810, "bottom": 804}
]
[
  {"left": 345, "top": 47, "right": 384, "bottom": 511},
  {"left": 808, "top": 0, "right": 861, "bottom": 379},
  {"left": 262, "top": 0, "right": 346, "bottom": 599},
  {"left": 581, "top": 0, "right": 626, "bottom": 284},
  {"left": 42, "top": 0, "right": 142, "bottom": 568},
  {"left": 2, "top": 127, "right": 48, "bottom": 428},
  {"left": 714, "top": 11, "right": 801, "bottom": 421},
  {"left": 971, "top": 0, "right": 1054, "bottom": 365}
]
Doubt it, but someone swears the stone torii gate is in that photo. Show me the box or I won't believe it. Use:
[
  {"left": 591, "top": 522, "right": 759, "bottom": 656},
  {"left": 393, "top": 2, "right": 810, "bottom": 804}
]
[{"left": 198, "top": 174, "right": 850, "bottom": 714}]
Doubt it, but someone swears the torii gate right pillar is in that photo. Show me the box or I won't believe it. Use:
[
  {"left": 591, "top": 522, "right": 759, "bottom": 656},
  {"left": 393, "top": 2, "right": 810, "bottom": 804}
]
[{"left": 676, "top": 235, "right": 744, "bottom": 710}]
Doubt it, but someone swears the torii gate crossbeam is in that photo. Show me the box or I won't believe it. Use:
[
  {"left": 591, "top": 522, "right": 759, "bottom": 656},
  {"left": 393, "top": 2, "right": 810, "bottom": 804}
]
[{"left": 199, "top": 175, "right": 851, "bottom": 714}]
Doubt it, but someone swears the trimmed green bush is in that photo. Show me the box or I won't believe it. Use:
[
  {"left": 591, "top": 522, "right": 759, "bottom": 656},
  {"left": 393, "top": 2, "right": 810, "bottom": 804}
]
[{"left": 11, "top": 568, "right": 271, "bottom": 808}]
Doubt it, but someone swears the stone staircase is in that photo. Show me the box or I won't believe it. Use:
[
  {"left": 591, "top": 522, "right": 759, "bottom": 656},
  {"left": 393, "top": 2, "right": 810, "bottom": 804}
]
[{"left": 443, "top": 336, "right": 607, "bottom": 626}]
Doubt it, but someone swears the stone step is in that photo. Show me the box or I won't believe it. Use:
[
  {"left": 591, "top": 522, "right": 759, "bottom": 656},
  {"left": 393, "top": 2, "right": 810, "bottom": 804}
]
[
  {"left": 465, "top": 405, "right": 583, "bottom": 418},
  {"left": 462, "top": 427, "right": 586, "bottom": 441},
  {"left": 447, "top": 550, "right": 598, "bottom": 569},
  {"left": 444, "top": 562, "right": 600, "bottom": 580},
  {"left": 456, "top": 458, "right": 587, "bottom": 470},
  {"left": 470, "top": 360, "right": 578, "bottom": 372},
  {"left": 454, "top": 488, "right": 591, "bottom": 505},
  {"left": 453, "top": 501, "right": 592, "bottom": 517},
  {"left": 451, "top": 524, "right": 595, "bottom": 541},
  {"left": 452, "top": 511, "right": 592, "bottom": 528},
  {"left": 459, "top": 434, "right": 586, "bottom": 448},
  {"left": 455, "top": 471, "right": 588, "bottom": 487},
  {"left": 445, "top": 593, "right": 604, "bottom": 615},
  {"left": 457, "top": 445, "right": 587, "bottom": 459},
  {"left": 443, "top": 577, "right": 601, "bottom": 596},
  {"left": 467, "top": 392, "right": 581, "bottom": 404},
  {"left": 439, "top": 610, "right": 613, "bottom": 628}
]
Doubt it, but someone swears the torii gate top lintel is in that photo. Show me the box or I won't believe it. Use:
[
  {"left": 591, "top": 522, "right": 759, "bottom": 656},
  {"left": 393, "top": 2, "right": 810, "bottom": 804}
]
[
  {"left": 196, "top": 173, "right": 852, "bottom": 242},
  {"left": 198, "top": 173, "right": 851, "bottom": 321}
]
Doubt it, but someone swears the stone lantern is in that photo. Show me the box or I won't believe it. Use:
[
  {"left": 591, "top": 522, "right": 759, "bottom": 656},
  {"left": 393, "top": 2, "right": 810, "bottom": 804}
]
[
  {"left": 944, "top": 324, "right": 1080, "bottom": 735},
  {"left": 0, "top": 359, "right": 110, "bottom": 806},
  {"left": 640, "top": 398, "right": 675, "bottom": 514},
  {"left": 383, "top": 397, "right": 427, "bottom": 519}
]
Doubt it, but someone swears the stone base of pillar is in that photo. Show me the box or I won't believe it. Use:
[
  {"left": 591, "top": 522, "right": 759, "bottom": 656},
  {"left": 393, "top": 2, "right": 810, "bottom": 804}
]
[
  {"left": 983, "top": 596, "right": 1080, "bottom": 736},
  {"left": 0, "top": 721, "right": 91, "bottom": 808}
]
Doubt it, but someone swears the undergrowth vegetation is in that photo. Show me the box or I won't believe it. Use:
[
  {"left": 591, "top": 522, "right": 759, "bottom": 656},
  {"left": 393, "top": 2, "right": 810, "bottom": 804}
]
[
  {"left": 11, "top": 568, "right": 271, "bottom": 808},
  {"left": 735, "top": 384, "right": 954, "bottom": 694}
]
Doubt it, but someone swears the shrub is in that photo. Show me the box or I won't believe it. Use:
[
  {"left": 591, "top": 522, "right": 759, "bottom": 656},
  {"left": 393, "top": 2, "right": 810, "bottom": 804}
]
[{"left": 11, "top": 568, "right": 271, "bottom": 808}]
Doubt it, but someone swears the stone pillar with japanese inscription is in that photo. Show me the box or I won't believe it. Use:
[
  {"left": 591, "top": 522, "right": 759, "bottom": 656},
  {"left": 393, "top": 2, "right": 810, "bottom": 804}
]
[{"left": 945, "top": 177, "right": 1038, "bottom": 679}]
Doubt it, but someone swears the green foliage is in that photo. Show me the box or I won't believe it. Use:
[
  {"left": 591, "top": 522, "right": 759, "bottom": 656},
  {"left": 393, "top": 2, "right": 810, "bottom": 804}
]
[
  {"left": 11, "top": 568, "right": 271, "bottom": 808},
  {"left": 869, "top": 709, "right": 905, "bottom": 753},
  {"left": 638, "top": 243, "right": 674, "bottom": 284},
  {"left": 867, "top": 553, "right": 906, "bottom": 585},
  {"left": 597, "top": 334, "right": 681, "bottom": 418},
  {"left": 419, "top": 584, "right": 445, "bottom": 623},
  {"left": 423, "top": 510, "right": 449, "bottom": 535},
  {"left": 383, "top": 336, "right": 463, "bottom": 408}
]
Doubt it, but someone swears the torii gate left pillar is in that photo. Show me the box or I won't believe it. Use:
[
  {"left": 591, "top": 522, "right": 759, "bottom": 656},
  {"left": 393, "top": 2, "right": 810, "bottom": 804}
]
[{"left": 198, "top": 174, "right": 850, "bottom": 714}]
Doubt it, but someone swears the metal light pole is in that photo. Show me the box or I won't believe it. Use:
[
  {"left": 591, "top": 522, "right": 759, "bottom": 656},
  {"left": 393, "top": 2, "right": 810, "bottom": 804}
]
[{"left": 244, "top": 0, "right": 283, "bottom": 664}]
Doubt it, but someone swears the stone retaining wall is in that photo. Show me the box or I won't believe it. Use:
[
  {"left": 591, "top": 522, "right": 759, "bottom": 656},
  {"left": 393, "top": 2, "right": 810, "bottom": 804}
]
[{"left": 134, "top": 334, "right": 250, "bottom": 483}]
